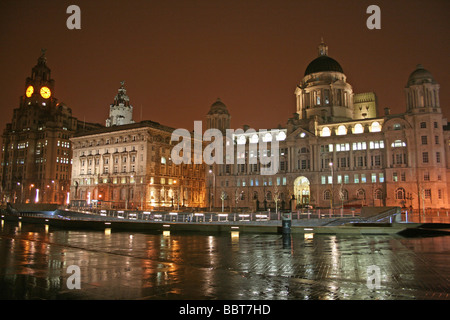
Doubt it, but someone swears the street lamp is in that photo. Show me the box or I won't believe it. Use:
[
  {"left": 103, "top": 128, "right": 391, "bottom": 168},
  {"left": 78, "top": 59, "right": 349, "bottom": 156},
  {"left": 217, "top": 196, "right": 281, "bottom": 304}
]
[
  {"left": 209, "top": 169, "right": 216, "bottom": 211},
  {"left": 329, "top": 162, "right": 334, "bottom": 214}
]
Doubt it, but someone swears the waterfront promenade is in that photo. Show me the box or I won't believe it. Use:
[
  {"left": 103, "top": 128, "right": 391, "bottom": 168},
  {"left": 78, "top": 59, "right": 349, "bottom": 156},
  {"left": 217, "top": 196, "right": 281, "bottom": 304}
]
[{"left": 3, "top": 205, "right": 450, "bottom": 236}]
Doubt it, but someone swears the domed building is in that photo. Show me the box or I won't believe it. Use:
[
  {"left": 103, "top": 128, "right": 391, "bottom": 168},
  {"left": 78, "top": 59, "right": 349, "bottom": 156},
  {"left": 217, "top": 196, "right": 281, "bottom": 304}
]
[
  {"left": 207, "top": 41, "right": 449, "bottom": 213},
  {"left": 295, "top": 40, "right": 355, "bottom": 122}
]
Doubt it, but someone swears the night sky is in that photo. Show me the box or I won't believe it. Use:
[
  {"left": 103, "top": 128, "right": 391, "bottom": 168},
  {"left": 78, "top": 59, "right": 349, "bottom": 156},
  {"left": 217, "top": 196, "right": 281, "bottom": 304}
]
[{"left": 0, "top": 0, "right": 449, "bottom": 133}]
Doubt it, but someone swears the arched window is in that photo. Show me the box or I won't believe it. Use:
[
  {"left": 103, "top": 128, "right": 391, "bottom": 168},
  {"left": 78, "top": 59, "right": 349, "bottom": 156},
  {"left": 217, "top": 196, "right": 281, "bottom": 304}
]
[
  {"left": 354, "top": 123, "right": 364, "bottom": 134},
  {"left": 374, "top": 189, "right": 383, "bottom": 200},
  {"left": 253, "top": 191, "right": 258, "bottom": 200},
  {"left": 321, "top": 127, "right": 331, "bottom": 137},
  {"left": 250, "top": 134, "right": 258, "bottom": 144},
  {"left": 339, "top": 189, "right": 348, "bottom": 201},
  {"left": 337, "top": 125, "right": 347, "bottom": 135},
  {"left": 357, "top": 189, "right": 366, "bottom": 200},
  {"left": 395, "top": 188, "right": 405, "bottom": 200},
  {"left": 236, "top": 135, "right": 246, "bottom": 145},
  {"left": 371, "top": 121, "right": 381, "bottom": 132},
  {"left": 262, "top": 132, "right": 272, "bottom": 142},
  {"left": 276, "top": 131, "right": 286, "bottom": 141},
  {"left": 266, "top": 191, "right": 272, "bottom": 201},
  {"left": 323, "top": 190, "right": 331, "bottom": 200}
]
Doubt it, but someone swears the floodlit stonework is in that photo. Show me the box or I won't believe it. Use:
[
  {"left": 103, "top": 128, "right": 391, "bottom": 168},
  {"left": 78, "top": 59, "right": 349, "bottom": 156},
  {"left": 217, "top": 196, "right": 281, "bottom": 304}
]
[
  {"left": 70, "top": 85, "right": 206, "bottom": 210},
  {"left": 207, "top": 41, "right": 449, "bottom": 212}
]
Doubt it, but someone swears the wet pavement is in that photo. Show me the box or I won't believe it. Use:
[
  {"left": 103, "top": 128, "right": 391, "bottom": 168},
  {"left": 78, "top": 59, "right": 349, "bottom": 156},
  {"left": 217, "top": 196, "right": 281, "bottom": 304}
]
[{"left": 0, "top": 219, "right": 449, "bottom": 300}]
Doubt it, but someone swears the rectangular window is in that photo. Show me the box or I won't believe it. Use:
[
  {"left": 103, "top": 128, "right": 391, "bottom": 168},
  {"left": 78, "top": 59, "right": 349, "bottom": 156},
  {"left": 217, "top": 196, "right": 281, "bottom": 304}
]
[
  {"left": 354, "top": 174, "right": 359, "bottom": 183},
  {"left": 436, "top": 152, "right": 441, "bottom": 163},
  {"left": 361, "top": 174, "right": 366, "bottom": 183},
  {"left": 393, "top": 172, "right": 398, "bottom": 182},
  {"left": 422, "top": 152, "right": 429, "bottom": 163},
  {"left": 374, "top": 155, "right": 381, "bottom": 166},
  {"left": 379, "top": 173, "right": 384, "bottom": 183},
  {"left": 371, "top": 173, "right": 377, "bottom": 183},
  {"left": 421, "top": 136, "right": 428, "bottom": 145},
  {"left": 321, "top": 176, "right": 326, "bottom": 184},
  {"left": 301, "top": 159, "right": 307, "bottom": 169},
  {"left": 424, "top": 189, "right": 431, "bottom": 199}
]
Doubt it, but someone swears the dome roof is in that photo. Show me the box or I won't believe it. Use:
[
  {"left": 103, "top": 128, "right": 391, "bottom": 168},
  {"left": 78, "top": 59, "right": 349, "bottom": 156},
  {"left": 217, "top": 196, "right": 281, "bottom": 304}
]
[
  {"left": 304, "top": 55, "right": 344, "bottom": 76},
  {"left": 407, "top": 64, "right": 436, "bottom": 86},
  {"left": 207, "top": 98, "right": 229, "bottom": 115}
]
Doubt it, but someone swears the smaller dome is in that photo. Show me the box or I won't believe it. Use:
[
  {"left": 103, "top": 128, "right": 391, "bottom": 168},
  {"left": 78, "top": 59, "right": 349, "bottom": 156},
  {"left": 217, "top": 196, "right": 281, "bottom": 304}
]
[
  {"left": 207, "top": 98, "right": 229, "bottom": 115},
  {"left": 407, "top": 64, "right": 436, "bottom": 86}
]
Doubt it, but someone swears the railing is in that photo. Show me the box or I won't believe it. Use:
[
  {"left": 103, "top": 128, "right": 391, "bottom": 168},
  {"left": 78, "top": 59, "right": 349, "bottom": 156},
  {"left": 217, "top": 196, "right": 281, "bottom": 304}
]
[
  {"left": 364, "top": 207, "right": 401, "bottom": 223},
  {"left": 56, "top": 207, "right": 362, "bottom": 224}
]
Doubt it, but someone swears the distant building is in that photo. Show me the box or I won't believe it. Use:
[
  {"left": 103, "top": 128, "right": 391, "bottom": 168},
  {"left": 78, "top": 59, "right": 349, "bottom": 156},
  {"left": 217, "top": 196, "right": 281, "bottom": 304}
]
[
  {"left": 70, "top": 84, "right": 205, "bottom": 210},
  {"left": 208, "top": 40, "right": 449, "bottom": 212},
  {"left": 0, "top": 50, "right": 101, "bottom": 204}
]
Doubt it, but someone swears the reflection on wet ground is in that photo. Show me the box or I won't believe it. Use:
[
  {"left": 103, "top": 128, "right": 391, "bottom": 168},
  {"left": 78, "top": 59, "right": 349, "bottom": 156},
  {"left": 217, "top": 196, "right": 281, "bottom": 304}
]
[{"left": 0, "top": 220, "right": 449, "bottom": 299}]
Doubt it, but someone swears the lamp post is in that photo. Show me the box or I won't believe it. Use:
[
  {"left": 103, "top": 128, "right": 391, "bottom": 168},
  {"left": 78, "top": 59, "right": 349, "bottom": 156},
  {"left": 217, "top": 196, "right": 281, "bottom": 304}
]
[
  {"left": 209, "top": 169, "right": 215, "bottom": 211},
  {"left": 329, "top": 162, "right": 334, "bottom": 214},
  {"left": 17, "top": 182, "right": 23, "bottom": 204}
]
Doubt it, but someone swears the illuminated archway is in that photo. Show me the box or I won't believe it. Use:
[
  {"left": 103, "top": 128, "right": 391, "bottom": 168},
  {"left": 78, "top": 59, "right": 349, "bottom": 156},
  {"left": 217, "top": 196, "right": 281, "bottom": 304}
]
[{"left": 294, "top": 176, "right": 310, "bottom": 206}]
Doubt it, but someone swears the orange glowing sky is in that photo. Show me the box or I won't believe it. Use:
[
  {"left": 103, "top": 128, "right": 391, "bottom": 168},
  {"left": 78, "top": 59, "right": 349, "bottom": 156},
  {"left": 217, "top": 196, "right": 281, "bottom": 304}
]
[{"left": 0, "top": 0, "right": 449, "bottom": 133}]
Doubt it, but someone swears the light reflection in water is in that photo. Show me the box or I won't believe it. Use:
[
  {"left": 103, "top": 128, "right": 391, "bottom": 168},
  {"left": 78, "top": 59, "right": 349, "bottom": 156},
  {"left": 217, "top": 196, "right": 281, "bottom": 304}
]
[{"left": 0, "top": 221, "right": 448, "bottom": 299}]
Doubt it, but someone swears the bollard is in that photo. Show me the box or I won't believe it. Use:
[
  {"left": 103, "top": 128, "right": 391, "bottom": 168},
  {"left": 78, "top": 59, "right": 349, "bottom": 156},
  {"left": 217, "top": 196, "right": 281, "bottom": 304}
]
[{"left": 281, "top": 212, "right": 292, "bottom": 234}]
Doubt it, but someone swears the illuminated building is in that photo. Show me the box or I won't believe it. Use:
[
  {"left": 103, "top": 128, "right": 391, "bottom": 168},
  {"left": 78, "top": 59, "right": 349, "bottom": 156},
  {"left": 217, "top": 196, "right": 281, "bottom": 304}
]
[
  {"left": 0, "top": 50, "right": 101, "bottom": 204},
  {"left": 70, "top": 83, "right": 206, "bottom": 210},
  {"left": 208, "top": 40, "right": 448, "bottom": 211}
]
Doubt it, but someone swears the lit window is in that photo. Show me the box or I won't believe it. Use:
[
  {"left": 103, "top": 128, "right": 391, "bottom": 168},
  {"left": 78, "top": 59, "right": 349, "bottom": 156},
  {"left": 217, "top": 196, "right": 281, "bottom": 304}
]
[
  {"left": 337, "top": 125, "right": 347, "bottom": 135},
  {"left": 262, "top": 132, "right": 272, "bottom": 142},
  {"left": 321, "top": 127, "right": 331, "bottom": 137},
  {"left": 276, "top": 131, "right": 286, "bottom": 141},
  {"left": 354, "top": 123, "right": 364, "bottom": 134},
  {"left": 161, "top": 157, "right": 166, "bottom": 164},
  {"left": 236, "top": 135, "right": 246, "bottom": 145},
  {"left": 391, "top": 140, "right": 406, "bottom": 148},
  {"left": 371, "top": 121, "right": 381, "bottom": 132}
]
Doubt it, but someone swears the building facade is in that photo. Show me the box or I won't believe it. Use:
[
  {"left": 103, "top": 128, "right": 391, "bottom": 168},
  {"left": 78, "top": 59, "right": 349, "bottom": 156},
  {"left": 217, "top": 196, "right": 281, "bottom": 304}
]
[
  {"left": 0, "top": 50, "right": 101, "bottom": 205},
  {"left": 70, "top": 83, "right": 206, "bottom": 210},
  {"left": 208, "top": 41, "right": 449, "bottom": 212}
]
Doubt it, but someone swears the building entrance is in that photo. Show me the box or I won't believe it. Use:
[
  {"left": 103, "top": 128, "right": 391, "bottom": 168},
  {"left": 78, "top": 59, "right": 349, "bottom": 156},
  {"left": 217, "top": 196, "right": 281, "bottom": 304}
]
[{"left": 294, "top": 176, "right": 310, "bottom": 207}]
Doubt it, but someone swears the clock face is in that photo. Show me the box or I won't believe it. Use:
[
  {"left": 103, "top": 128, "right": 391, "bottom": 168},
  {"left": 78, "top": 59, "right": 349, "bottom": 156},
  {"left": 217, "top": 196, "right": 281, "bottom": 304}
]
[
  {"left": 40, "top": 86, "right": 51, "bottom": 99},
  {"left": 25, "top": 85, "right": 34, "bottom": 98}
]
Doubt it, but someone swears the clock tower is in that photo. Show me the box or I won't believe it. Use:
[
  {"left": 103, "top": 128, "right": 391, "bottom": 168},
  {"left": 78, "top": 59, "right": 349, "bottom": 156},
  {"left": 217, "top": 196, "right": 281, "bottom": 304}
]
[
  {"left": 0, "top": 50, "right": 101, "bottom": 205},
  {"left": 23, "top": 49, "right": 57, "bottom": 108}
]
